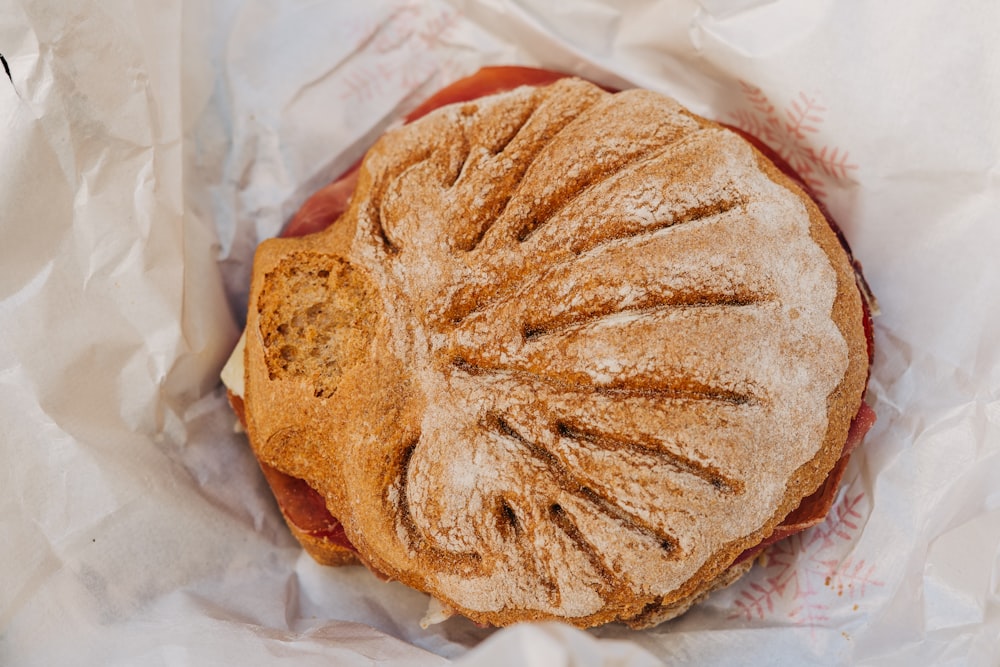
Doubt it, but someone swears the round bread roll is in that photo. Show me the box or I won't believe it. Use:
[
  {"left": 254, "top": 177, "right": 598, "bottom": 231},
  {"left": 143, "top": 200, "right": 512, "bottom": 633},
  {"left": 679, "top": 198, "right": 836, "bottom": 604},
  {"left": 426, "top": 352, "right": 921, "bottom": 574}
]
[{"left": 241, "top": 77, "right": 869, "bottom": 628}]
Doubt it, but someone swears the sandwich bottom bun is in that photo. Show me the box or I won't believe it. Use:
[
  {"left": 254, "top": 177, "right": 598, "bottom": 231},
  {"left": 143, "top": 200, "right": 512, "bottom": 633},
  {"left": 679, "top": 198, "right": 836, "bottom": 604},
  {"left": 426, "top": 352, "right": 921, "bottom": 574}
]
[{"left": 228, "top": 68, "right": 874, "bottom": 628}]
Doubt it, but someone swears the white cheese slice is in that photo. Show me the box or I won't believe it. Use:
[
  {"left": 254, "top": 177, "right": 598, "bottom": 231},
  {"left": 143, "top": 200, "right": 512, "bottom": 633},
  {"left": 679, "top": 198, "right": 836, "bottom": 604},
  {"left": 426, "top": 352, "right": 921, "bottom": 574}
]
[
  {"left": 419, "top": 596, "right": 454, "bottom": 628},
  {"left": 220, "top": 330, "right": 246, "bottom": 399}
]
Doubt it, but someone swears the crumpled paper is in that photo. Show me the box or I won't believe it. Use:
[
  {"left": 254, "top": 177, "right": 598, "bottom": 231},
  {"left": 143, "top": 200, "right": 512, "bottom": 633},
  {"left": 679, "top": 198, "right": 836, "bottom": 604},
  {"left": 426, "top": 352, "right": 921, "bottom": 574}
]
[{"left": 2, "top": 0, "right": 999, "bottom": 665}]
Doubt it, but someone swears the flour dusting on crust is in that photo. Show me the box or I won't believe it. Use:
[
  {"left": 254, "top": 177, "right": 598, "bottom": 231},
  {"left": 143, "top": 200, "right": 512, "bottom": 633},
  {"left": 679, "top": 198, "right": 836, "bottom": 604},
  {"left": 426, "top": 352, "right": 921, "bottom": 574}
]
[{"left": 241, "top": 78, "right": 868, "bottom": 628}]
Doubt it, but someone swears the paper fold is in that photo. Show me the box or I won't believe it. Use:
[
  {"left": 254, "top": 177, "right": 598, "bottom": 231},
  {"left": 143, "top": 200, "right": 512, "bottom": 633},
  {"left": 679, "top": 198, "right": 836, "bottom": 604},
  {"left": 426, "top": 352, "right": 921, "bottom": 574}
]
[{"left": 2, "top": 0, "right": 999, "bottom": 665}]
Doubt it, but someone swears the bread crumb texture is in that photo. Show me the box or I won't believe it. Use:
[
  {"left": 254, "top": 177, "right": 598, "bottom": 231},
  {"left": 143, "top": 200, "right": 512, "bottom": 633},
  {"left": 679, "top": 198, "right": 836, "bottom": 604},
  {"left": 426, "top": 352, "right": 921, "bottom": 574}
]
[{"left": 257, "top": 253, "right": 377, "bottom": 399}]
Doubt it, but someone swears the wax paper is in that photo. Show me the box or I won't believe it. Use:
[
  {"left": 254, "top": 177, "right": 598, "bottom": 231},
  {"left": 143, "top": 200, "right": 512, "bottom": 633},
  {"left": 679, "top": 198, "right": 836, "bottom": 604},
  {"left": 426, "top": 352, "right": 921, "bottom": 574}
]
[{"left": 2, "top": 1, "right": 999, "bottom": 665}]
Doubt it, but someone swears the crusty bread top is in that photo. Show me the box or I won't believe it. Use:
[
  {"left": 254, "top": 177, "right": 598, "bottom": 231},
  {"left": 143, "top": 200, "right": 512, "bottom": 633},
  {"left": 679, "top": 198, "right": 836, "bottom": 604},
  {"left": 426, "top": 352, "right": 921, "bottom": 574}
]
[{"left": 242, "top": 78, "right": 868, "bottom": 627}]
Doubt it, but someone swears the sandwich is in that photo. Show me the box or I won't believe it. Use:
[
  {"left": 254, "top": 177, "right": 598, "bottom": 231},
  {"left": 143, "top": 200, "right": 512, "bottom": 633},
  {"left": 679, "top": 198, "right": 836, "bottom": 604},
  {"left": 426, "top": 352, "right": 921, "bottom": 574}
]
[{"left": 221, "top": 66, "right": 876, "bottom": 629}]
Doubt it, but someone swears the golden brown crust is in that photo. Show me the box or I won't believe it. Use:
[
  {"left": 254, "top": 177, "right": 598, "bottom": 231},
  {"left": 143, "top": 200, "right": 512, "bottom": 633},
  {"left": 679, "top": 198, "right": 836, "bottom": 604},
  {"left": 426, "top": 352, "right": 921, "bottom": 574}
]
[
  {"left": 288, "top": 523, "right": 359, "bottom": 567},
  {"left": 226, "top": 388, "right": 360, "bottom": 567},
  {"left": 242, "top": 78, "right": 868, "bottom": 628}
]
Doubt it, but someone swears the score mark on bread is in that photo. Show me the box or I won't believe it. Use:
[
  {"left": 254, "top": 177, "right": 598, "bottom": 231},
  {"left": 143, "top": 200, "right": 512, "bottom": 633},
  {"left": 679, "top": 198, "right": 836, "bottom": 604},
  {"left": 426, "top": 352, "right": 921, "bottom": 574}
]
[{"left": 240, "top": 77, "right": 869, "bottom": 628}]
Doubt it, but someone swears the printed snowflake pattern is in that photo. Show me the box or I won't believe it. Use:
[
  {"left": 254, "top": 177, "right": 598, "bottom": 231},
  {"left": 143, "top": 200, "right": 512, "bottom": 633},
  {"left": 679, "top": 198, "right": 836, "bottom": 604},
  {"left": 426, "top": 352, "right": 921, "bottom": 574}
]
[
  {"left": 730, "top": 486, "right": 883, "bottom": 628},
  {"left": 728, "top": 81, "right": 858, "bottom": 200},
  {"left": 338, "top": 1, "right": 461, "bottom": 106}
]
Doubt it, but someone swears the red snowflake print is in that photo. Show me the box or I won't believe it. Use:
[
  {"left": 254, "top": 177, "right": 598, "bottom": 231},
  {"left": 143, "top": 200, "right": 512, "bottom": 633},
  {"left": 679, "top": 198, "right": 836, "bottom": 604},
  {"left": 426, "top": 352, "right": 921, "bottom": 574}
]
[
  {"left": 728, "top": 81, "right": 858, "bottom": 200},
  {"left": 730, "top": 487, "right": 883, "bottom": 629},
  {"left": 338, "top": 2, "right": 461, "bottom": 105},
  {"left": 373, "top": 2, "right": 458, "bottom": 54},
  {"left": 806, "top": 488, "right": 866, "bottom": 552},
  {"left": 339, "top": 62, "right": 396, "bottom": 104}
]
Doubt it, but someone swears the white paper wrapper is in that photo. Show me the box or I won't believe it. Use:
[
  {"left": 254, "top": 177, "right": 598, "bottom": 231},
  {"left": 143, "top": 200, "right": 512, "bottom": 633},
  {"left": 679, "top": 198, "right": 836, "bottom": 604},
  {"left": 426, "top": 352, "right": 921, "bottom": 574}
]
[{"left": 3, "top": 1, "right": 999, "bottom": 664}]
